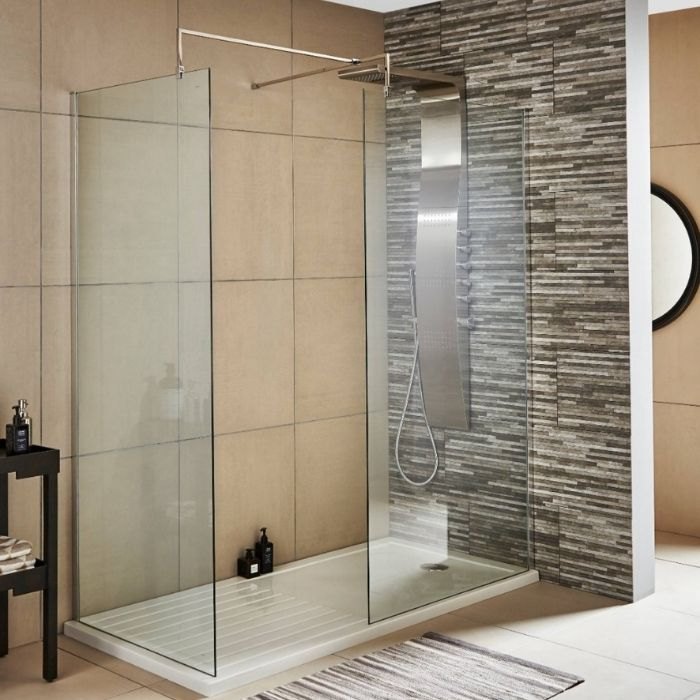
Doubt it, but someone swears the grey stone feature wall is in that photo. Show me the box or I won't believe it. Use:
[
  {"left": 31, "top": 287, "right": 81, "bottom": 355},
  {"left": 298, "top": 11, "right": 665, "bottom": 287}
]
[{"left": 384, "top": 0, "right": 632, "bottom": 600}]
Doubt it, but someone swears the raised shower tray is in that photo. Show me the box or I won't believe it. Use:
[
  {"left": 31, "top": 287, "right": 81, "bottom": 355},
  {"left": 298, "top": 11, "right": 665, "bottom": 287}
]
[{"left": 65, "top": 541, "right": 538, "bottom": 697}]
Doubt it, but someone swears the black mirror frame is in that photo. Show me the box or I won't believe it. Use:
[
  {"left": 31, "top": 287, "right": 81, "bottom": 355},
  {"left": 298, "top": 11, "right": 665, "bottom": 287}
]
[{"left": 652, "top": 183, "right": 700, "bottom": 331}]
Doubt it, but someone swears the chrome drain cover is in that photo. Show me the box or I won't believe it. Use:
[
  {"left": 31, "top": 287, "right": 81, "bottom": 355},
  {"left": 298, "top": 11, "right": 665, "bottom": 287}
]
[{"left": 420, "top": 563, "right": 449, "bottom": 572}]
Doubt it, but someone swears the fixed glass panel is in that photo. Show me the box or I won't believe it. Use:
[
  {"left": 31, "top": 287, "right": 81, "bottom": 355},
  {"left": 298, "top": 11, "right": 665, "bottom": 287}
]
[
  {"left": 365, "top": 86, "right": 530, "bottom": 623},
  {"left": 74, "top": 70, "right": 215, "bottom": 675}
]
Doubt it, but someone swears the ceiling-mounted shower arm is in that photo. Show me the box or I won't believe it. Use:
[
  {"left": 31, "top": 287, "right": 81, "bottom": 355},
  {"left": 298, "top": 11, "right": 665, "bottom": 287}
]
[{"left": 176, "top": 27, "right": 364, "bottom": 79}]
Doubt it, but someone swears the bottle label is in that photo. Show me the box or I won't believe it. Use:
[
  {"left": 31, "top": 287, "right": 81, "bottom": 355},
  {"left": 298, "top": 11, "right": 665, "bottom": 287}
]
[
  {"left": 250, "top": 563, "right": 259, "bottom": 574},
  {"left": 15, "top": 428, "right": 28, "bottom": 452}
]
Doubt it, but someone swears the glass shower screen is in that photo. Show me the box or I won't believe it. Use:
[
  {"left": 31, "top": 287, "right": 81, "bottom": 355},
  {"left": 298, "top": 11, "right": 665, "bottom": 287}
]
[
  {"left": 365, "top": 88, "right": 530, "bottom": 623},
  {"left": 73, "top": 70, "right": 216, "bottom": 675}
]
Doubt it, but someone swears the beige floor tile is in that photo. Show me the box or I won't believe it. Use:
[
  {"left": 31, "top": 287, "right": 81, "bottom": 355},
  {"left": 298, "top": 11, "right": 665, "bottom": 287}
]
[
  {"left": 212, "top": 130, "right": 293, "bottom": 281},
  {"left": 294, "top": 278, "right": 366, "bottom": 422},
  {"left": 335, "top": 612, "right": 526, "bottom": 660},
  {"left": 295, "top": 415, "right": 366, "bottom": 559},
  {"left": 58, "top": 635, "right": 163, "bottom": 687},
  {"left": 293, "top": 138, "right": 365, "bottom": 279},
  {"left": 214, "top": 426, "right": 295, "bottom": 579},
  {"left": 505, "top": 636, "right": 700, "bottom": 700},
  {"left": 114, "top": 689, "right": 172, "bottom": 700},
  {"left": 0, "top": 0, "right": 40, "bottom": 111},
  {"left": 548, "top": 602, "right": 700, "bottom": 682},
  {"left": 213, "top": 280, "right": 294, "bottom": 434},
  {"left": 449, "top": 581, "right": 621, "bottom": 637},
  {"left": 0, "top": 109, "right": 40, "bottom": 286},
  {"left": 638, "top": 559, "right": 700, "bottom": 619},
  {"left": 0, "top": 642, "right": 139, "bottom": 699},
  {"left": 149, "top": 679, "right": 204, "bottom": 700},
  {"left": 211, "top": 656, "right": 338, "bottom": 700},
  {"left": 42, "top": 0, "right": 176, "bottom": 115},
  {"left": 656, "top": 530, "right": 700, "bottom": 567}
]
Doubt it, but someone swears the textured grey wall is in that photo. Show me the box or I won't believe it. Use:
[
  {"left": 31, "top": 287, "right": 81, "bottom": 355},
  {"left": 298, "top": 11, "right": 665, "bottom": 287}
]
[{"left": 384, "top": 0, "right": 632, "bottom": 600}]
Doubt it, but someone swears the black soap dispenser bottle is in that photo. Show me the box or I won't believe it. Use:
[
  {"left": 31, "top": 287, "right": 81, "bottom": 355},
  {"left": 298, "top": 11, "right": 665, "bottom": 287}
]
[
  {"left": 237, "top": 548, "right": 260, "bottom": 579},
  {"left": 255, "top": 527, "right": 274, "bottom": 574},
  {"left": 5, "top": 400, "right": 31, "bottom": 455}
]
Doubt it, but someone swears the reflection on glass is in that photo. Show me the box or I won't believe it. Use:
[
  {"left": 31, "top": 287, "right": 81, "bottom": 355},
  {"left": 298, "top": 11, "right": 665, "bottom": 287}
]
[{"left": 74, "top": 70, "right": 215, "bottom": 675}]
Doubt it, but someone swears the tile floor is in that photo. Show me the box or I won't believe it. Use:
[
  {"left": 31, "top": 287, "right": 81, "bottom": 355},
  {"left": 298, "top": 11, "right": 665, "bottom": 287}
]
[{"left": 3, "top": 531, "right": 700, "bottom": 700}]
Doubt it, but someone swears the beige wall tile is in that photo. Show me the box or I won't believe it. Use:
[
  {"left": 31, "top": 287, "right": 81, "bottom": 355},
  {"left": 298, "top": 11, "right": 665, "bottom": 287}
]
[
  {"left": 292, "top": 56, "right": 364, "bottom": 142},
  {"left": 182, "top": 37, "right": 292, "bottom": 134},
  {"left": 42, "top": 114, "right": 72, "bottom": 286},
  {"left": 651, "top": 9, "right": 700, "bottom": 147},
  {"left": 213, "top": 281, "right": 294, "bottom": 434},
  {"left": 655, "top": 402, "right": 700, "bottom": 537},
  {"left": 77, "top": 283, "right": 179, "bottom": 455},
  {"left": 213, "top": 129, "right": 293, "bottom": 280},
  {"left": 293, "top": 137, "right": 365, "bottom": 278},
  {"left": 179, "top": 0, "right": 291, "bottom": 45},
  {"left": 41, "top": 286, "right": 72, "bottom": 458},
  {"left": 78, "top": 444, "right": 181, "bottom": 616},
  {"left": 295, "top": 278, "right": 366, "bottom": 422},
  {"left": 215, "top": 426, "right": 295, "bottom": 580},
  {"left": 42, "top": 0, "right": 176, "bottom": 115},
  {"left": 0, "top": 287, "right": 40, "bottom": 439},
  {"left": 0, "top": 0, "right": 40, "bottom": 111},
  {"left": 652, "top": 147, "right": 700, "bottom": 407},
  {"left": 8, "top": 477, "right": 41, "bottom": 648},
  {"left": 292, "top": 0, "right": 384, "bottom": 58},
  {"left": 58, "top": 458, "right": 73, "bottom": 631},
  {"left": 295, "top": 414, "right": 366, "bottom": 559},
  {"left": 0, "top": 109, "right": 40, "bottom": 287}
]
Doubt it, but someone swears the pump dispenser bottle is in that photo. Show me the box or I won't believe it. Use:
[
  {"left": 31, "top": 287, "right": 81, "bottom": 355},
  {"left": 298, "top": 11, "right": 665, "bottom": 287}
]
[
  {"left": 255, "top": 527, "right": 274, "bottom": 574},
  {"left": 5, "top": 400, "right": 31, "bottom": 455},
  {"left": 237, "top": 548, "right": 260, "bottom": 579}
]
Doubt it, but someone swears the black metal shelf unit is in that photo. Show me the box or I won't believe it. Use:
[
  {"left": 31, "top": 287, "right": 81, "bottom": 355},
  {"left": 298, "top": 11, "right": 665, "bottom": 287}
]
[{"left": 0, "top": 440, "right": 59, "bottom": 682}]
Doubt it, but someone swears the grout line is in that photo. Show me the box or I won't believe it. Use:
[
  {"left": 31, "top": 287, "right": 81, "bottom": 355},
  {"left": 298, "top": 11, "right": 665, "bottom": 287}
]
[{"left": 654, "top": 400, "right": 700, "bottom": 409}]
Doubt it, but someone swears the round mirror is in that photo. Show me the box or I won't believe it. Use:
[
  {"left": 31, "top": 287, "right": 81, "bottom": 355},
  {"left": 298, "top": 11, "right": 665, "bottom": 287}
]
[{"left": 651, "top": 184, "right": 700, "bottom": 330}]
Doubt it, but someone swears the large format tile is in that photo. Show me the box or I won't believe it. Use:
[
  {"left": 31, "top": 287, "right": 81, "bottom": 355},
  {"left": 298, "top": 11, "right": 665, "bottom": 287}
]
[
  {"left": 291, "top": 56, "right": 364, "bottom": 142},
  {"left": 42, "top": 113, "right": 72, "bottom": 286},
  {"left": 295, "top": 414, "right": 366, "bottom": 558},
  {"left": 212, "top": 130, "right": 293, "bottom": 281},
  {"left": 450, "top": 581, "right": 621, "bottom": 638},
  {"left": 180, "top": 37, "right": 292, "bottom": 134},
  {"left": 77, "top": 283, "right": 179, "bottom": 455},
  {"left": 654, "top": 402, "right": 700, "bottom": 537},
  {"left": 294, "top": 278, "right": 366, "bottom": 421},
  {"left": 41, "top": 286, "right": 72, "bottom": 457},
  {"left": 0, "top": 0, "right": 40, "bottom": 111},
  {"left": 651, "top": 9, "right": 700, "bottom": 146},
  {"left": 505, "top": 635, "right": 700, "bottom": 700},
  {"left": 0, "top": 109, "right": 40, "bottom": 287},
  {"left": 213, "top": 280, "right": 294, "bottom": 434},
  {"left": 0, "top": 642, "right": 139, "bottom": 700},
  {"left": 292, "top": 0, "right": 384, "bottom": 58},
  {"left": 78, "top": 443, "right": 181, "bottom": 615},
  {"left": 293, "top": 137, "right": 365, "bottom": 279},
  {"left": 42, "top": 0, "right": 176, "bottom": 115},
  {"left": 656, "top": 530, "right": 700, "bottom": 567},
  {"left": 76, "top": 116, "right": 179, "bottom": 285},
  {"left": 548, "top": 602, "right": 700, "bottom": 682},
  {"left": 214, "top": 426, "right": 295, "bottom": 580},
  {"left": 58, "top": 635, "right": 163, "bottom": 687}
]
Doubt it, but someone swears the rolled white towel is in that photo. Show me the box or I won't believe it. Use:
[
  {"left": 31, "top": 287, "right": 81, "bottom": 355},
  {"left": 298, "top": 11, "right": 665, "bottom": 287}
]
[
  {"left": 0, "top": 539, "right": 32, "bottom": 562},
  {"left": 0, "top": 536, "right": 16, "bottom": 548},
  {"left": 0, "top": 555, "right": 36, "bottom": 575}
]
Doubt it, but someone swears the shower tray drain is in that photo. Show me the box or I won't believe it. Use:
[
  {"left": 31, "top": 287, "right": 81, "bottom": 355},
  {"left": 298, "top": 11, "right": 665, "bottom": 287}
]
[{"left": 420, "top": 563, "right": 449, "bottom": 572}]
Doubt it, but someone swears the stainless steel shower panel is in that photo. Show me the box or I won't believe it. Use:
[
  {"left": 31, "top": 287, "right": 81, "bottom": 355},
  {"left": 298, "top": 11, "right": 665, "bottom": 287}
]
[{"left": 415, "top": 94, "right": 469, "bottom": 431}]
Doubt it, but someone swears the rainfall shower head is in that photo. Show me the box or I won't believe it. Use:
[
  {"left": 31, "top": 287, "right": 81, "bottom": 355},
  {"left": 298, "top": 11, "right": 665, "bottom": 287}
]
[{"left": 337, "top": 60, "right": 463, "bottom": 94}]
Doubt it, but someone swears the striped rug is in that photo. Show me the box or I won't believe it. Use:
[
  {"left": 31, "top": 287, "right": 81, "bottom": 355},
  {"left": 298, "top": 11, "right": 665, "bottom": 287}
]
[{"left": 249, "top": 632, "right": 583, "bottom": 699}]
